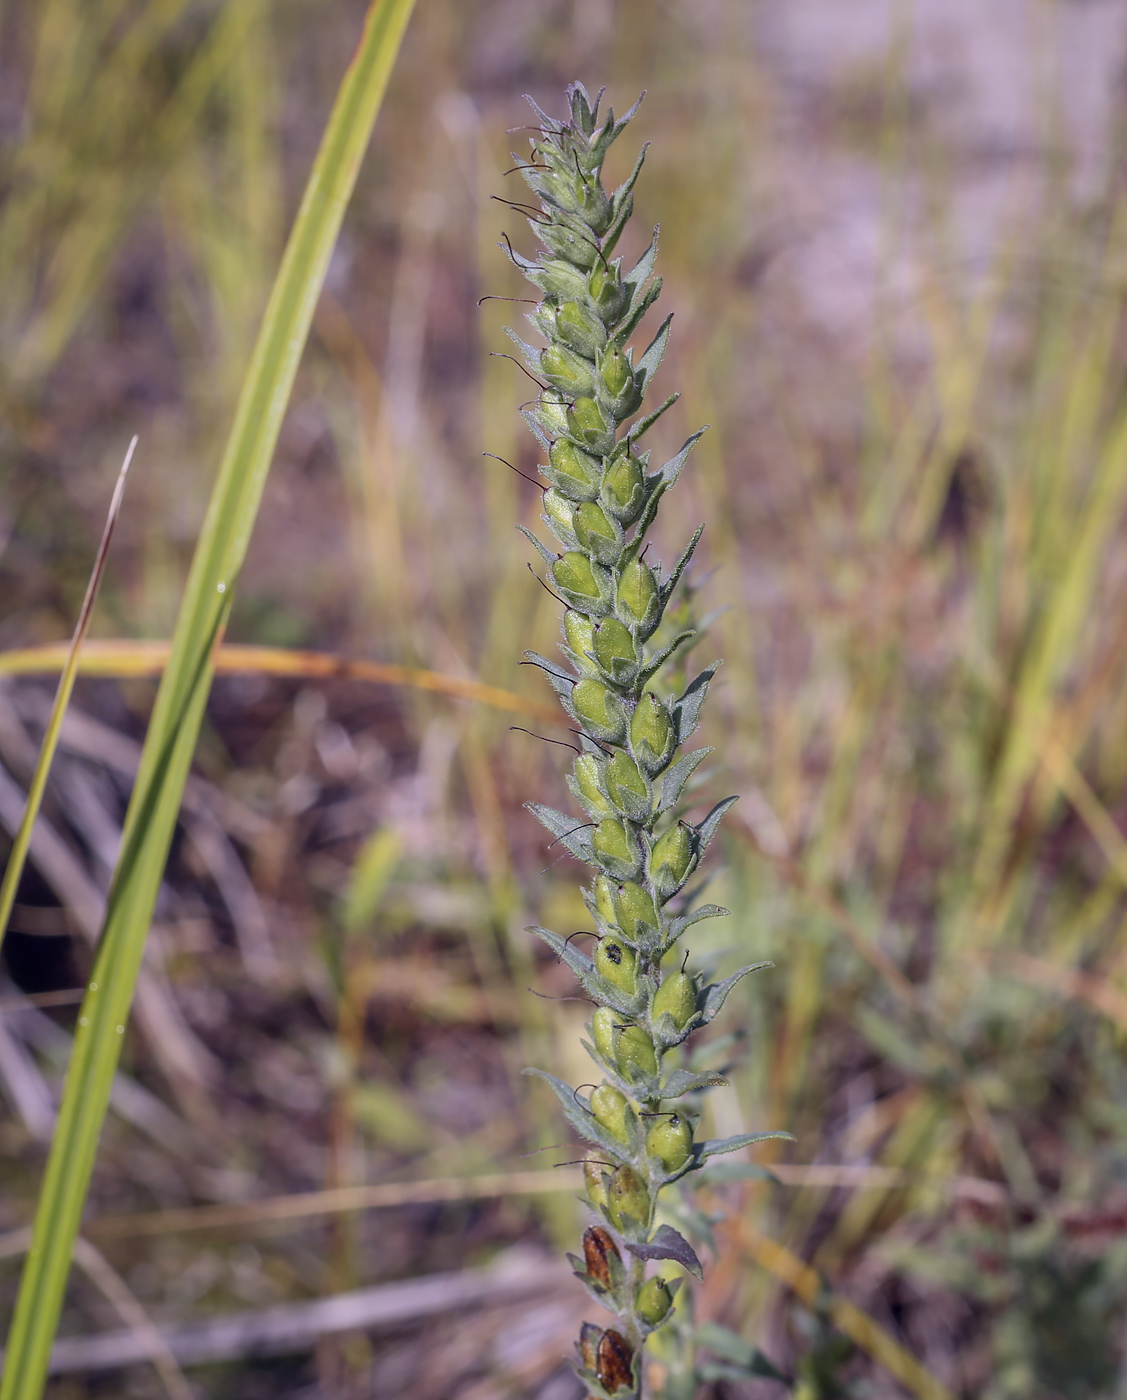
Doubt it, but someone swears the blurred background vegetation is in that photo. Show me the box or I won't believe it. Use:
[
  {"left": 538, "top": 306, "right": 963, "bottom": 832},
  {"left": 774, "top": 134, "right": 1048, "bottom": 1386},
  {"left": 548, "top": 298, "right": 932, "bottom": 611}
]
[{"left": 3, "top": 0, "right": 1127, "bottom": 1396}]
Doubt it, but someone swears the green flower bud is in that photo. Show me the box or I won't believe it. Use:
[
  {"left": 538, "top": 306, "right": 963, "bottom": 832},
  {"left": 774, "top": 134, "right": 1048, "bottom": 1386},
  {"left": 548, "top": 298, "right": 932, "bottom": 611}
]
[
  {"left": 616, "top": 557, "right": 660, "bottom": 634},
  {"left": 589, "top": 261, "right": 628, "bottom": 322},
  {"left": 593, "top": 819, "right": 643, "bottom": 882},
  {"left": 539, "top": 217, "right": 600, "bottom": 269},
  {"left": 615, "top": 1024, "right": 658, "bottom": 1080},
  {"left": 607, "top": 1164, "right": 650, "bottom": 1234},
  {"left": 574, "top": 502, "right": 623, "bottom": 565},
  {"left": 604, "top": 753, "right": 649, "bottom": 817},
  {"left": 548, "top": 438, "right": 601, "bottom": 502},
  {"left": 593, "top": 618, "right": 639, "bottom": 685},
  {"left": 573, "top": 753, "right": 613, "bottom": 819},
  {"left": 651, "top": 970, "right": 697, "bottom": 1032},
  {"left": 635, "top": 1276, "right": 674, "bottom": 1327},
  {"left": 563, "top": 610, "right": 598, "bottom": 673},
  {"left": 537, "top": 394, "right": 569, "bottom": 437},
  {"left": 594, "top": 931, "right": 639, "bottom": 996},
  {"left": 542, "top": 342, "right": 597, "bottom": 398},
  {"left": 598, "top": 345, "right": 640, "bottom": 417},
  {"left": 552, "top": 550, "right": 607, "bottom": 608},
  {"left": 584, "top": 1155, "right": 609, "bottom": 1211},
  {"left": 537, "top": 258, "right": 590, "bottom": 305},
  {"left": 542, "top": 488, "right": 577, "bottom": 547},
  {"left": 612, "top": 881, "right": 660, "bottom": 944},
  {"left": 591, "top": 1006, "right": 618, "bottom": 1063},
  {"left": 594, "top": 873, "right": 618, "bottom": 928},
  {"left": 596, "top": 1329, "right": 635, "bottom": 1395},
  {"left": 582, "top": 1225, "right": 620, "bottom": 1290},
  {"left": 590, "top": 1083, "right": 633, "bottom": 1145},
  {"left": 647, "top": 1111, "right": 693, "bottom": 1173},
  {"left": 567, "top": 396, "right": 615, "bottom": 455},
  {"left": 602, "top": 451, "right": 645, "bottom": 523},
  {"left": 648, "top": 821, "right": 695, "bottom": 897},
  {"left": 573, "top": 678, "right": 627, "bottom": 744},
  {"left": 630, "top": 691, "right": 675, "bottom": 774},
  {"left": 557, "top": 299, "right": 608, "bottom": 359}
]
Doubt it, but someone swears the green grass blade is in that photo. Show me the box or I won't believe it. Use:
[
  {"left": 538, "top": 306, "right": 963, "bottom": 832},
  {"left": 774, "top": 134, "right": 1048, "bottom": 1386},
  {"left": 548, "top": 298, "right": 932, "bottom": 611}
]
[
  {"left": 0, "top": 435, "right": 135, "bottom": 956},
  {"left": 0, "top": 2, "right": 417, "bottom": 1395}
]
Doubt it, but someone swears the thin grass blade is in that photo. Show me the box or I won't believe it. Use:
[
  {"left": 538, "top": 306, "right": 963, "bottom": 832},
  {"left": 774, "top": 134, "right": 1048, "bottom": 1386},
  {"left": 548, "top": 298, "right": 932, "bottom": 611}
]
[
  {"left": 0, "top": 3, "right": 416, "bottom": 1396},
  {"left": 0, "top": 435, "right": 135, "bottom": 957}
]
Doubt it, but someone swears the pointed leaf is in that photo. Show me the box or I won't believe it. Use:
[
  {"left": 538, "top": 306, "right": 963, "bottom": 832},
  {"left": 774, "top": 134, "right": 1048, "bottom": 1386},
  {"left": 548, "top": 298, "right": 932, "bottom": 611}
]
[
  {"left": 624, "top": 226, "right": 660, "bottom": 295},
  {"left": 626, "top": 1224, "right": 703, "bottom": 1281},
  {"left": 609, "top": 277, "right": 664, "bottom": 352},
  {"left": 525, "top": 802, "right": 595, "bottom": 861},
  {"left": 659, "top": 1068, "right": 730, "bottom": 1098},
  {"left": 529, "top": 925, "right": 594, "bottom": 982},
  {"left": 626, "top": 392, "right": 679, "bottom": 444},
  {"left": 672, "top": 661, "right": 721, "bottom": 745},
  {"left": 666, "top": 903, "right": 730, "bottom": 944},
  {"left": 517, "top": 524, "right": 558, "bottom": 569},
  {"left": 659, "top": 523, "right": 705, "bottom": 607},
  {"left": 657, "top": 428, "right": 708, "bottom": 491},
  {"left": 695, "top": 1131, "right": 793, "bottom": 1164},
  {"left": 504, "top": 326, "right": 544, "bottom": 376},
  {"left": 610, "top": 144, "right": 649, "bottom": 224},
  {"left": 701, "top": 961, "right": 773, "bottom": 1023},
  {"left": 636, "top": 313, "right": 673, "bottom": 395},
  {"left": 638, "top": 629, "right": 696, "bottom": 688},
  {"left": 660, "top": 747, "right": 713, "bottom": 812},
  {"left": 694, "top": 795, "right": 739, "bottom": 854}
]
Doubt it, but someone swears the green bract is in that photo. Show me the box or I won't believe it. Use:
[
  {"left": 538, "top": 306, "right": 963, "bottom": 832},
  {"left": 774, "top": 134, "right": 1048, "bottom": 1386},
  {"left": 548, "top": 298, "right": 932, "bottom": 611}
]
[{"left": 508, "top": 82, "right": 781, "bottom": 1398}]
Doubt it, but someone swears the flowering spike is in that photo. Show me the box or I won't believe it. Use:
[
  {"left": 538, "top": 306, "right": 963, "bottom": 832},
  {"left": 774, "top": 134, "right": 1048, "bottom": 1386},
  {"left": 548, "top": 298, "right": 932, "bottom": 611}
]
[{"left": 501, "top": 84, "right": 785, "bottom": 1397}]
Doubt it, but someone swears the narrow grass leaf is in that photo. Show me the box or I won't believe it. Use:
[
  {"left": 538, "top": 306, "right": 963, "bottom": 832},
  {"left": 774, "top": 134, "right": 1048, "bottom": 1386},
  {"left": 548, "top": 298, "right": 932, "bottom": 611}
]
[{"left": 0, "top": 3, "right": 417, "bottom": 1396}]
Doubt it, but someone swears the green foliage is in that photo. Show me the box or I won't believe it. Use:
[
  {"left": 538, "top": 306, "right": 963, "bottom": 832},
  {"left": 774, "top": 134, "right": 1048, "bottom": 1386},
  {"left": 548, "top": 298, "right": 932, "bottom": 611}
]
[{"left": 507, "top": 83, "right": 787, "bottom": 1397}]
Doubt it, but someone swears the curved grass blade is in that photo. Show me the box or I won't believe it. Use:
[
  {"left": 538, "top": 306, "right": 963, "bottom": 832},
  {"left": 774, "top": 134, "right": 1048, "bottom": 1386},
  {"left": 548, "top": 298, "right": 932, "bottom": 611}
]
[
  {"left": 0, "top": 3, "right": 417, "bottom": 1396},
  {"left": 0, "top": 435, "right": 136, "bottom": 960}
]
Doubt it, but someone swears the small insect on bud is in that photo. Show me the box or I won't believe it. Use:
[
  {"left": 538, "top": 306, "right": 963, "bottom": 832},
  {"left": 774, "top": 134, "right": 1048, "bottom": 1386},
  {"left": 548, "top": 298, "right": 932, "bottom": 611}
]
[
  {"left": 635, "top": 1275, "right": 674, "bottom": 1326},
  {"left": 574, "top": 501, "right": 623, "bottom": 565},
  {"left": 542, "top": 343, "right": 597, "bottom": 398},
  {"left": 591, "top": 1005, "right": 618, "bottom": 1062},
  {"left": 593, "top": 819, "right": 643, "bottom": 883},
  {"left": 588, "top": 261, "right": 628, "bottom": 323},
  {"left": 582, "top": 1225, "right": 621, "bottom": 1290},
  {"left": 567, "top": 396, "right": 615, "bottom": 456},
  {"left": 616, "top": 557, "right": 660, "bottom": 634},
  {"left": 615, "top": 1024, "right": 658, "bottom": 1080},
  {"left": 604, "top": 754, "right": 649, "bottom": 818},
  {"left": 594, "top": 930, "right": 639, "bottom": 996},
  {"left": 607, "top": 1164, "right": 650, "bottom": 1234},
  {"left": 548, "top": 438, "right": 601, "bottom": 502},
  {"left": 557, "top": 299, "right": 608, "bottom": 359},
  {"left": 602, "top": 450, "right": 645, "bottom": 523},
  {"left": 596, "top": 1329, "right": 635, "bottom": 1394},
  {"left": 552, "top": 550, "right": 608, "bottom": 609},
  {"left": 647, "top": 1111, "right": 693, "bottom": 1174},
  {"left": 648, "top": 821, "right": 695, "bottom": 897},
  {"left": 612, "top": 881, "right": 660, "bottom": 945},
  {"left": 584, "top": 1155, "right": 609, "bottom": 1210},
  {"left": 651, "top": 970, "right": 697, "bottom": 1032},
  {"left": 630, "top": 691, "right": 675, "bottom": 775},
  {"left": 590, "top": 1083, "right": 634, "bottom": 1145},
  {"left": 593, "top": 618, "right": 639, "bottom": 684},
  {"left": 578, "top": 1321, "right": 603, "bottom": 1371},
  {"left": 572, "top": 679, "right": 628, "bottom": 745}
]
